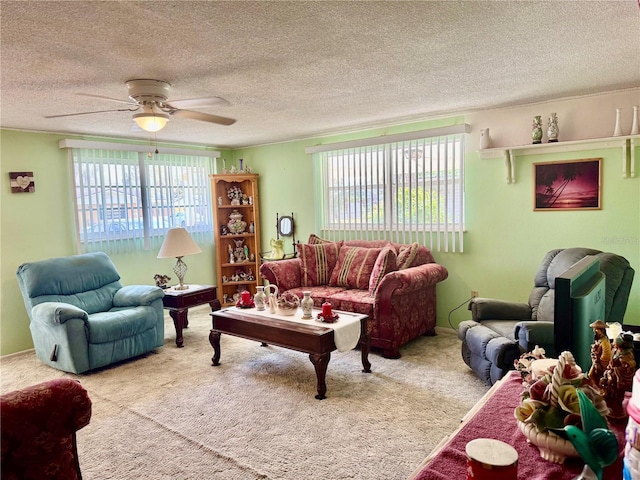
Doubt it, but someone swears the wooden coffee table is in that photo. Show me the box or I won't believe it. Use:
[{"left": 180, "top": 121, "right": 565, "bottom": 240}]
[{"left": 209, "top": 307, "right": 371, "bottom": 399}]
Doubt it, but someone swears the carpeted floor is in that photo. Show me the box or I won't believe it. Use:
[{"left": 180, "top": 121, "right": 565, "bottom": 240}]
[{"left": 0, "top": 306, "right": 489, "bottom": 480}]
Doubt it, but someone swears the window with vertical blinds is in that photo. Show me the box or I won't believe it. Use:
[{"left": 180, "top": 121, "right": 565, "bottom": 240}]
[
  {"left": 312, "top": 130, "right": 466, "bottom": 252},
  {"left": 66, "top": 142, "right": 216, "bottom": 254}
]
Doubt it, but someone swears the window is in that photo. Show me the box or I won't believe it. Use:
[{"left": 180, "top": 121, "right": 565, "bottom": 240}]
[
  {"left": 309, "top": 125, "right": 468, "bottom": 252},
  {"left": 63, "top": 140, "right": 217, "bottom": 254}
]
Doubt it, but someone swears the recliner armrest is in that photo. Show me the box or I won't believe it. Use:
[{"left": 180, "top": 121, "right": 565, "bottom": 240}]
[
  {"left": 514, "top": 320, "right": 555, "bottom": 354},
  {"left": 468, "top": 298, "right": 531, "bottom": 321},
  {"left": 113, "top": 285, "right": 164, "bottom": 307},
  {"left": 31, "top": 302, "right": 88, "bottom": 325}
]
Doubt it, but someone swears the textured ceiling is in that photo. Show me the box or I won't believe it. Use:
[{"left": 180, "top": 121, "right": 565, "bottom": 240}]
[{"left": 1, "top": 1, "right": 639, "bottom": 149}]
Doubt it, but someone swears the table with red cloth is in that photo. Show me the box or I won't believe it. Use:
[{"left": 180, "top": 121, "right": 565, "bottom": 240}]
[{"left": 409, "top": 371, "right": 625, "bottom": 480}]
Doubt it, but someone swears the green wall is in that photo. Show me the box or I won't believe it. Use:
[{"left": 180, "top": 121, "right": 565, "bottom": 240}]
[
  {"left": 1, "top": 91, "right": 639, "bottom": 356},
  {"left": 232, "top": 129, "right": 640, "bottom": 333}
]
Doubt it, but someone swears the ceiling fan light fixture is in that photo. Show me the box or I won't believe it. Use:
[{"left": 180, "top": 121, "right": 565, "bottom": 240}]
[{"left": 133, "top": 111, "right": 170, "bottom": 132}]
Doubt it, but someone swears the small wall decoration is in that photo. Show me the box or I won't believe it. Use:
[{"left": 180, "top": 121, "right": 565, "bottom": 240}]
[
  {"left": 533, "top": 158, "right": 602, "bottom": 211},
  {"left": 9, "top": 172, "right": 35, "bottom": 193}
]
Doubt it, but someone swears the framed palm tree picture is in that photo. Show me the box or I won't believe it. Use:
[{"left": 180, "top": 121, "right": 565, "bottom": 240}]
[{"left": 533, "top": 158, "right": 602, "bottom": 211}]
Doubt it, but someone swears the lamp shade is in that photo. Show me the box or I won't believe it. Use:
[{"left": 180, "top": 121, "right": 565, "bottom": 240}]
[
  {"left": 157, "top": 228, "right": 202, "bottom": 259},
  {"left": 133, "top": 103, "right": 169, "bottom": 132}
]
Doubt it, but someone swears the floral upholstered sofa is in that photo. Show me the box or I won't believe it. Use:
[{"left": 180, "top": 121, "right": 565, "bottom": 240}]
[{"left": 259, "top": 235, "right": 448, "bottom": 358}]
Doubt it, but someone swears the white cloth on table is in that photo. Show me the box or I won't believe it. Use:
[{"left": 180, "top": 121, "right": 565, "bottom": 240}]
[{"left": 230, "top": 307, "right": 363, "bottom": 352}]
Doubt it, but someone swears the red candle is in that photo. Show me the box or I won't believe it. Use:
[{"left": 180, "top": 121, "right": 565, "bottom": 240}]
[
  {"left": 322, "top": 302, "right": 332, "bottom": 318},
  {"left": 241, "top": 290, "right": 251, "bottom": 305}
]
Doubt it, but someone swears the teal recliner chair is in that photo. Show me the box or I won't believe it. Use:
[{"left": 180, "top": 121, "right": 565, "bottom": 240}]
[{"left": 17, "top": 252, "right": 165, "bottom": 374}]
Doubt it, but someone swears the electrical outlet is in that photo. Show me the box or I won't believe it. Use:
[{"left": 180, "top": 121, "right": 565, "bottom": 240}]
[{"left": 471, "top": 290, "right": 479, "bottom": 298}]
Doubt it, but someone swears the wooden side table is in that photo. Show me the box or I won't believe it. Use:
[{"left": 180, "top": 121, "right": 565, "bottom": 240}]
[{"left": 162, "top": 285, "right": 221, "bottom": 347}]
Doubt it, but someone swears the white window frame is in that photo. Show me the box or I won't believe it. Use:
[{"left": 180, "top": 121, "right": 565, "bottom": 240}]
[
  {"left": 60, "top": 139, "right": 219, "bottom": 254},
  {"left": 307, "top": 125, "right": 469, "bottom": 252}
]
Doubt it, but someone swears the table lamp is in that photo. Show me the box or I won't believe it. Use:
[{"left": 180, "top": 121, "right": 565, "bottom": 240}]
[{"left": 157, "top": 227, "right": 202, "bottom": 290}]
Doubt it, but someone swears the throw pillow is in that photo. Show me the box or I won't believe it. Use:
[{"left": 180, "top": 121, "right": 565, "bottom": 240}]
[
  {"left": 297, "top": 241, "right": 343, "bottom": 286},
  {"left": 368, "top": 246, "right": 397, "bottom": 295},
  {"left": 308, "top": 234, "right": 332, "bottom": 245},
  {"left": 397, "top": 242, "right": 419, "bottom": 270},
  {"left": 329, "top": 245, "right": 382, "bottom": 290}
]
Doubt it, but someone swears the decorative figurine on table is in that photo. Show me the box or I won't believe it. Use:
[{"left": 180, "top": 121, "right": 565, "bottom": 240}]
[
  {"left": 564, "top": 389, "right": 618, "bottom": 480},
  {"left": 228, "top": 244, "right": 235, "bottom": 264},
  {"left": 588, "top": 320, "right": 611, "bottom": 386},
  {"left": 600, "top": 332, "right": 636, "bottom": 420},
  {"left": 153, "top": 274, "right": 171, "bottom": 289}
]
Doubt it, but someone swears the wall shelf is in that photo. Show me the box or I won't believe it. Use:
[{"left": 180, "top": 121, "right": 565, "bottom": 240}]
[{"left": 479, "top": 134, "right": 639, "bottom": 183}]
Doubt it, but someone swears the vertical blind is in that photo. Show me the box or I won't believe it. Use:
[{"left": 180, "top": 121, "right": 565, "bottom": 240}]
[
  {"left": 70, "top": 147, "right": 214, "bottom": 254},
  {"left": 313, "top": 133, "right": 465, "bottom": 252}
]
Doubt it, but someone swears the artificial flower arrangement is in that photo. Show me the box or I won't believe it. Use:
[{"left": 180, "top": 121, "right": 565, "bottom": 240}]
[
  {"left": 227, "top": 185, "right": 243, "bottom": 201},
  {"left": 275, "top": 291, "right": 300, "bottom": 316},
  {"left": 514, "top": 350, "right": 616, "bottom": 467},
  {"left": 515, "top": 350, "right": 609, "bottom": 435}
]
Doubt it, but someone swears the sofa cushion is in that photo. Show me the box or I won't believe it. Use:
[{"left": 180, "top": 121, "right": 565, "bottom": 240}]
[
  {"left": 324, "top": 289, "right": 375, "bottom": 318},
  {"left": 397, "top": 242, "right": 419, "bottom": 269},
  {"left": 329, "top": 245, "right": 382, "bottom": 290},
  {"left": 282, "top": 285, "right": 348, "bottom": 307},
  {"left": 368, "top": 246, "right": 397, "bottom": 295},
  {"left": 297, "top": 241, "right": 343, "bottom": 287}
]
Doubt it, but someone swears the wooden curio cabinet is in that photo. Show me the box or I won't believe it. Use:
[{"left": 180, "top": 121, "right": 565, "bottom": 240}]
[{"left": 210, "top": 173, "right": 261, "bottom": 307}]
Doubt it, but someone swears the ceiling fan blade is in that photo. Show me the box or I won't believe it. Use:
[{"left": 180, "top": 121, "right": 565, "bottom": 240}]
[
  {"left": 165, "top": 97, "right": 230, "bottom": 109},
  {"left": 170, "top": 109, "right": 236, "bottom": 126},
  {"left": 44, "top": 108, "right": 139, "bottom": 119},
  {"left": 77, "top": 93, "right": 139, "bottom": 106}
]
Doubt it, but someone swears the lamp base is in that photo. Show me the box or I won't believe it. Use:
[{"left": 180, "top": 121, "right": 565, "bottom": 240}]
[{"left": 173, "top": 257, "right": 189, "bottom": 291}]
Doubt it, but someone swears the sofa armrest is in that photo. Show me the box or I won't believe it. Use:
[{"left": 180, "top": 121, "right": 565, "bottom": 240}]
[
  {"left": 113, "top": 285, "right": 165, "bottom": 307},
  {"left": 259, "top": 259, "right": 302, "bottom": 291},
  {"left": 377, "top": 262, "right": 448, "bottom": 295},
  {"left": 1, "top": 378, "right": 92, "bottom": 480},
  {"left": 468, "top": 298, "right": 532, "bottom": 321},
  {"left": 514, "top": 320, "right": 555, "bottom": 354},
  {"left": 31, "top": 302, "right": 88, "bottom": 325}
]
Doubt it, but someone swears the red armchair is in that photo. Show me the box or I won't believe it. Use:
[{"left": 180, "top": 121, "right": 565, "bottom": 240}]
[{"left": 1, "top": 378, "right": 92, "bottom": 480}]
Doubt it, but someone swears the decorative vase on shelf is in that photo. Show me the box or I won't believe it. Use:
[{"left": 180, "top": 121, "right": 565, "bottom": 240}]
[
  {"left": 300, "top": 291, "right": 313, "bottom": 319},
  {"left": 547, "top": 113, "right": 559, "bottom": 142},
  {"left": 631, "top": 106, "right": 639, "bottom": 135},
  {"left": 479, "top": 128, "right": 491, "bottom": 149},
  {"left": 613, "top": 108, "right": 623, "bottom": 136},
  {"left": 227, "top": 210, "right": 247, "bottom": 234},
  {"left": 532, "top": 116, "right": 543, "bottom": 144}
]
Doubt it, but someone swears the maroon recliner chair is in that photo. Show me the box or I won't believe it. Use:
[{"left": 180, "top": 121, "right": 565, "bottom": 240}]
[{"left": 1, "top": 378, "right": 92, "bottom": 480}]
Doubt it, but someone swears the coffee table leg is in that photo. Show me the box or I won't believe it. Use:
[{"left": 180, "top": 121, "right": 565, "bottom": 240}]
[
  {"left": 309, "top": 352, "right": 330, "bottom": 400},
  {"left": 169, "top": 309, "right": 187, "bottom": 348},
  {"left": 360, "top": 331, "right": 372, "bottom": 373},
  {"left": 209, "top": 330, "right": 221, "bottom": 366}
]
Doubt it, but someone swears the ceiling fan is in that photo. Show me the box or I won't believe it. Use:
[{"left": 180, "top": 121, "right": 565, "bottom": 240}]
[{"left": 44, "top": 79, "right": 236, "bottom": 132}]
